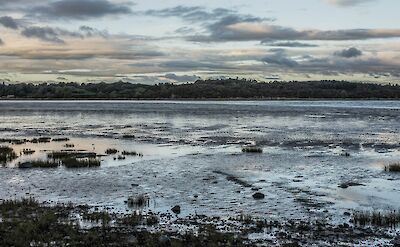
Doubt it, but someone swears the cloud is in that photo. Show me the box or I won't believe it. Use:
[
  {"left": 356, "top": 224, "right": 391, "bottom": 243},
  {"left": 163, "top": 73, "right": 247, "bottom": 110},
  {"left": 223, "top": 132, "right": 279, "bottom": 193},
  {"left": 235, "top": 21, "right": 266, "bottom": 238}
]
[
  {"left": 163, "top": 73, "right": 200, "bottom": 82},
  {"left": 262, "top": 41, "right": 318, "bottom": 47},
  {"left": 0, "top": 16, "right": 18, "bottom": 29},
  {"left": 1, "top": 43, "right": 165, "bottom": 60},
  {"left": 261, "top": 49, "right": 299, "bottom": 67},
  {"left": 190, "top": 20, "right": 400, "bottom": 42},
  {"left": 143, "top": 6, "right": 400, "bottom": 43},
  {"left": 21, "top": 26, "right": 67, "bottom": 43},
  {"left": 325, "top": 0, "right": 376, "bottom": 7},
  {"left": 79, "top": 25, "right": 108, "bottom": 38},
  {"left": 20, "top": 25, "right": 109, "bottom": 43},
  {"left": 31, "top": 0, "right": 133, "bottom": 20},
  {"left": 144, "top": 6, "right": 235, "bottom": 22},
  {"left": 160, "top": 60, "right": 232, "bottom": 70},
  {"left": 334, "top": 47, "right": 363, "bottom": 58}
]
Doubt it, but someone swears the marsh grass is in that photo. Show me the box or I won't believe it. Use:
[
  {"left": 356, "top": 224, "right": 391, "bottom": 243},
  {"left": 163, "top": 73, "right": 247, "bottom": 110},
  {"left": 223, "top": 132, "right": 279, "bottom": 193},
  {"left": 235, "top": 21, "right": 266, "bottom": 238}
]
[
  {"left": 242, "top": 146, "right": 263, "bottom": 153},
  {"left": 52, "top": 138, "right": 70, "bottom": 142},
  {"left": 22, "top": 149, "right": 35, "bottom": 155},
  {"left": 0, "top": 197, "right": 39, "bottom": 212},
  {"left": 0, "top": 146, "right": 17, "bottom": 164},
  {"left": 127, "top": 194, "right": 149, "bottom": 208},
  {"left": 19, "top": 160, "right": 60, "bottom": 168},
  {"left": 122, "top": 151, "right": 143, "bottom": 157},
  {"left": 30, "top": 137, "right": 51, "bottom": 143},
  {"left": 0, "top": 198, "right": 249, "bottom": 247},
  {"left": 105, "top": 148, "right": 118, "bottom": 155},
  {"left": 62, "top": 158, "right": 101, "bottom": 168},
  {"left": 145, "top": 214, "right": 159, "bottom": 226},
  {"left": 83, "top": 211, "right": 111, "bottom": 225},
  {"left": 48, "top": 151, "right": 96, "bottom": 159},
  {"left": 384, "top": 162, "right": 400, "bottom": 172},
  {"left": 353, "top": 210, "right": 400, "bottom": 227},
  {"left": 0, "top": 138, "right": 26, "bottom": 145},
  {"left": 122, "top": 134, "right": 135, "bottom": 139}
]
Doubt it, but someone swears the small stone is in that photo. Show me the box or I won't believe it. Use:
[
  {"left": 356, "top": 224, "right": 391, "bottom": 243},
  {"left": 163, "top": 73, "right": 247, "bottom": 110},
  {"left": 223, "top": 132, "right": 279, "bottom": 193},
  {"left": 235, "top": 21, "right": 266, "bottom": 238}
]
[
  {"left": 252, "top": 192, "right": 265, "bottom": 200},
  {"left": 159, "top": 235, "right": 171, "bottom": 246},
  {"left": 171, "top": 205, "right": 181, "bottom": 214}
]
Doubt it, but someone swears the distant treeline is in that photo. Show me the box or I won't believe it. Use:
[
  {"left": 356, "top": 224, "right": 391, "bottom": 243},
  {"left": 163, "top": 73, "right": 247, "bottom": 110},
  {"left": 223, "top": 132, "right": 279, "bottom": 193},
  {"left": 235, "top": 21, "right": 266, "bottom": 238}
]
[{"left": 1, "top": 79, "right": 400, "bottom": 99}]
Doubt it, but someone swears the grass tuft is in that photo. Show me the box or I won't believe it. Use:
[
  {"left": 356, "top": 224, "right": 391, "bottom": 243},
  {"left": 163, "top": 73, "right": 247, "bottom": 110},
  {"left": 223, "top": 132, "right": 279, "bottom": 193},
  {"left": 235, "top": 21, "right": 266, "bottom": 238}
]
[
  {"left": 18, "top": 160, "right": 59, "bottom": 168},
  {"left": 121, "top": 151, "right": 143, "bottom": 157},
  {"left": 105, "top": 148, "right": 118, "bottom": 155},
  {"left": 384, "top": 162, "right": 400, "bottom": 172},
  {"left": 127, "top": 194, "right": 149, "bottom": 208},
  {"left": 353, "top": 210, "right": 400, "bottom": 227},
  {"left": 0, "top": 146, "right": 17, "bottom": 164},
  {"left": 242, "top": 146, "right": 263, "bottom": 153},
  {"left": 62, "top": 158, "right": 101, "bottom": 168}
]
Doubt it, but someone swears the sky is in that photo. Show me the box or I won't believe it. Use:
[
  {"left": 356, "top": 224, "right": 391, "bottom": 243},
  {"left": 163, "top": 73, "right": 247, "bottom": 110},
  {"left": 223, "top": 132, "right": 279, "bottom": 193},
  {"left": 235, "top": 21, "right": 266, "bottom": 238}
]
[{"left": 0, "top": 0, "right": 399, "bottom": 84}]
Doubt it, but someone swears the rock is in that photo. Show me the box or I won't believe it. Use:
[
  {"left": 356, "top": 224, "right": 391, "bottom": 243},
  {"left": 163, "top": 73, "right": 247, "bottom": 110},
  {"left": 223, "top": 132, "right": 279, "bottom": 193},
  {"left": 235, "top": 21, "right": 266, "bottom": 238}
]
[
  {"left": 344, "top": 212, "right": 351, "bottom": 216},
  {"left": 159, "top": 235, "right": 171, "bottom": 246},
  {"left": 18, "top": 162, "right": 33, "bottom": 169},
  {"left": 171, "top": 205, "right": 181, "bottom": 214},
  {"left": 391, "top": 236, "right": 400, "bottom": 246},
  {"left": 252, "top": 192, "right": 265, "bottom": 200},
  {"left": 338, "top": 182, "right": 364, "bottom": 189}
]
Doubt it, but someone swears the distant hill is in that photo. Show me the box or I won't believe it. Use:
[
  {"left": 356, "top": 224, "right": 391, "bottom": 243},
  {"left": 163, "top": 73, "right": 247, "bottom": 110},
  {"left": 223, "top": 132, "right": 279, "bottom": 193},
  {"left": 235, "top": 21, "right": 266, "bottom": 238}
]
[{"left": 1, "top": 79, "right": 400, "bottom": 99}]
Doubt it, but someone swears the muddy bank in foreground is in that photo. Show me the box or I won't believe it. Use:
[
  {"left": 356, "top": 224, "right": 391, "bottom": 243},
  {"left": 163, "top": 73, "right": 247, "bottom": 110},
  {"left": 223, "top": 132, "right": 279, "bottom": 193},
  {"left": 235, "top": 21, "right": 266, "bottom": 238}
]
[{"left": 0, "top": 198, "right": 399, "bottom": 246}]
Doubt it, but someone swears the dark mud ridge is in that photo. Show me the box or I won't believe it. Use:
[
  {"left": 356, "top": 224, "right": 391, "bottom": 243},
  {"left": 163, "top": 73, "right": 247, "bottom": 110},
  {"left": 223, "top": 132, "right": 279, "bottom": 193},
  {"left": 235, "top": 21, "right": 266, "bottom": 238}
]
[{"left": 0, "top": 198, "right": 399, "bottom": 246}]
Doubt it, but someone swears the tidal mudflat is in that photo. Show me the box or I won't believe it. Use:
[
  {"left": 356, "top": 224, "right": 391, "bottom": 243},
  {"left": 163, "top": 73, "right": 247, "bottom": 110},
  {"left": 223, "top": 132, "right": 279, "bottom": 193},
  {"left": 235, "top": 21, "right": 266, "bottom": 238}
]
[{"left": 1, "top": 100, "right": 400, "bottom": 246}]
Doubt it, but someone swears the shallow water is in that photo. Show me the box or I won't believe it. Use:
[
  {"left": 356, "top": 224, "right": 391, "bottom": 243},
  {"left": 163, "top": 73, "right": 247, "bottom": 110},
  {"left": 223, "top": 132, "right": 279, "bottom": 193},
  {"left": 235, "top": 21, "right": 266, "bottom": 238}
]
[{"left": 1, "top": 100, "right": 400, "bottom": 224}]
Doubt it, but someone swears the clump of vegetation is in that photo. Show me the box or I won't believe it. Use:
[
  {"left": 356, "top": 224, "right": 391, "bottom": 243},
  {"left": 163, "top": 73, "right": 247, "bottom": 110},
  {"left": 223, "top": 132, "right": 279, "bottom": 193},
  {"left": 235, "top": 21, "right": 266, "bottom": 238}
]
[
  {"left": 0, "top": 197, "right": 39, "bottom": 212},
  {"left": 83, "top": 211, "right": 111, "bottom": 225},
  {"left": 0, "top": 146, "right": 17, "bottom": 164},
  {"left": 22, "top": 149, "right": 35, "bottom": 155},
  {"left": 18, "top": 160, "right": 59, "bottom": 169},
  {"left": 0, "top": 138, "right": 26, "bottom": 145},
  {"left": 122, "top": 151, "right": 143, "bottom": 157},
  {"left": 48, "top": 151, "right": 96, "bottom": 159},
  {"left": 116, "top": 155, "right": 125, "bottom": 160},
  {"left": 52, "top": 137, "right": 70, "bottom": 142},
  {"left": 341, "top": 152, "right": 350, "bottom": 157},
  {"left": 31, "top": 137, "right": 51, "bottom": 143},
  {"left": 353, "top": 210, "right": 400, "bottom": 227},
  {"left": 242, "top": 146, "right": 263, "bottom": 153},
  {"left": 117, "top": 211, "right": 143, "bottom": 226},
  {"left": 62, "top": 158, "right": 101, "bottom": 168},
  {"left": 146, "top": 214, "right": 159, "bottom": 226},
  {"left": 122, "top": 135, "right": 135, "bottom": 139},
  {"left": 105, "top": 148, "right": 118, "bottom": 155},
  {"left": 384, "top": 162, "right": 400, "bottom": 172},
  {"left": 127, "top": 194, "right": 149, "bottom": 208},
  {"left": 0, "top": 197, "right": 254, "bottom": 247}
]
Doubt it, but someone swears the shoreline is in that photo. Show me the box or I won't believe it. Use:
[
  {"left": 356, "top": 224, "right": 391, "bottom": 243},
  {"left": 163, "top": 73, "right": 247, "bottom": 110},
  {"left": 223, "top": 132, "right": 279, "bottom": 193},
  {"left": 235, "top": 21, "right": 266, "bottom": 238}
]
[
  {"left": 0, "top": 197, "right": 398, "bottom": 246},
  {"left": 2, "top": 97, "right": 400, "bottom": 101}
]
